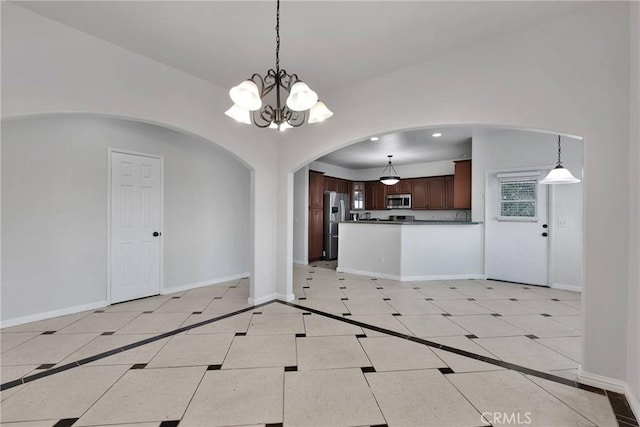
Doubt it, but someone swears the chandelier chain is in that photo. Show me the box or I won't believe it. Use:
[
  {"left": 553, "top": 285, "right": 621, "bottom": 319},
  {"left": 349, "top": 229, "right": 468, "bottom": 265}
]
[
  {"left": 275, "top": 0, "right": 280, "bottom": 73},
  {"left": 557, "top": 135, "right": 563, "bottom": 167}
]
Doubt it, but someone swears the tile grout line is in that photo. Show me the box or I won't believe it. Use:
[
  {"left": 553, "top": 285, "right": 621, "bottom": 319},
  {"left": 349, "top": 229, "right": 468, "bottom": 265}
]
[{"left": 0, "top": 300, "right": 274, "bottom": 391}]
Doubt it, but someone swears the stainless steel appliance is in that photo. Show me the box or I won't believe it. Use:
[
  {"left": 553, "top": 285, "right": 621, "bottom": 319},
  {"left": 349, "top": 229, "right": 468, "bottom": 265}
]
[
  {"left": 324, "top": 191, "right": 350, "bottom": 260},
  {"left": 386, "top": 194, "right": 412, "bottom": 209}
]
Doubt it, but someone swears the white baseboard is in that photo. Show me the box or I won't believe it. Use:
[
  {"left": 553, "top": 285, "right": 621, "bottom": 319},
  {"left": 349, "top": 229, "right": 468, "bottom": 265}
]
[
  {"left": 627, "top": 385, "right": 640, "bottom": 421},
  {"left": 336, "top": 267, "right": 484, "bottom": 282},
  {"left": 248, "top": 293, "right": 277, "bottom": 305},
  {"left": 161, "top": 272, "right": 250, "bottom": 295},
  {"left": 276, "top": 293, "right": 295, "bottom": 302},
  {"left": 551, "top": 283, "right": 582, "bottom": 293},
  {"left": 403, "top": 274, "right": 486, "bottom": 281},
  {"left": 293, "top": 259, "right": 308, "bottom": 266},
  {"left": 578, "top": 367, "right": 627, "bottom": 393},
  {"left": 1, "top": 300, "right": 108, "bottom": 329}
]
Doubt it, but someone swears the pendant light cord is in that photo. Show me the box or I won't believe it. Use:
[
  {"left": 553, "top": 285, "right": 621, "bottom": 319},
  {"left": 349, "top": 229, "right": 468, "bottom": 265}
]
[
  {"left": 557, "top": 135, "right": 563, "bottom": 167},
  {"left": 275, "top": 0, "right": 280, "bottom": 74}
]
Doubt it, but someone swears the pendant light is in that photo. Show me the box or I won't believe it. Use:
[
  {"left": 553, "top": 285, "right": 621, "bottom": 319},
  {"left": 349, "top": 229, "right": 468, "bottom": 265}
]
[
  {"left": 225, "top": 0, "right": 332, "bottom": 130},
  {"left": 539, "top": 135, "right": 581, "bottom": 184},
  {"left": 380, "top": 155, "right": 400, "bottom": 186}
]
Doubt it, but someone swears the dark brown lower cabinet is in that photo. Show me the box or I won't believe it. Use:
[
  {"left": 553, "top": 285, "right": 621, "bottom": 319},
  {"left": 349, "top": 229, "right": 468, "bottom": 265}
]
[{"left": 308, "top": 208, "right": 324, "bottom": 261}]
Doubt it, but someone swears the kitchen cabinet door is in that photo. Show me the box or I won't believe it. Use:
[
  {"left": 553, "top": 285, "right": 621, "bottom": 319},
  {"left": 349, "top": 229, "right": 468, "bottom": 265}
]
[
  {"left": 427, "top": 177, "right": 445, "bottom": 210},
  {"left": 399, "top": 179, "right": 412, "bottom": 194},
  {"left": 445, "top": 175, "right": 455, "bottom": 209},
  {"left": 375, "top": 181, "right": 388, "bottom": 209},
  {"left": 365, "top": 181, "right": 376, "bottom": 210},
  {"left": 308, "top": 208, "right": 324, "bottom": 261},
  {"left": 309, "top": 171, "right": 325, "bottom": 209},
  {"left": 412, "top": 178, "right": 428, "bottom": 209},
  {"left": 454, "top": 160, "right": 472, "bottom": 209},
  {"left": 324, "top": 176, "right": 338, "bottom": 192}
]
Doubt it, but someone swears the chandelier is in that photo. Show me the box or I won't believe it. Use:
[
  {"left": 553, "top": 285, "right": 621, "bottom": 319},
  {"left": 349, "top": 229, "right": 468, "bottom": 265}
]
[
  {"left": 225, "top": 0, "right": 332, "bottom": 131},
  {"left": 380, "top": 155, "right": 401, "bottom": 185},
  {"left": 539, "top": 135, "right": 581, "bottom": 184}
]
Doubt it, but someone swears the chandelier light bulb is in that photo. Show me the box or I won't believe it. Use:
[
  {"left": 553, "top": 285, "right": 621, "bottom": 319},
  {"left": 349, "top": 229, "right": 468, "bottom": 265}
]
[
  {"left": 308, "top": 101, "right": 333, "bottom": 123},
  {"left": 224, "top": 104, "right": 252, "bottom": 125},
  {"left": 286, "top": 82, "right": 318, "bottom": 111},
  {"left": 229, "top": 80, "right": 262, "bottom": 111}
]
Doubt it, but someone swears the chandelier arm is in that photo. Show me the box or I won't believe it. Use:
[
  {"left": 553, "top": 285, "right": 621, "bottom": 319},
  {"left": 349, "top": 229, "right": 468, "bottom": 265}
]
[
  {"left": 286, "top": 109, "right": 305, "bottom": 127},
  {"left": 253, "top": 106, "right": 275, "bottom": 128}
]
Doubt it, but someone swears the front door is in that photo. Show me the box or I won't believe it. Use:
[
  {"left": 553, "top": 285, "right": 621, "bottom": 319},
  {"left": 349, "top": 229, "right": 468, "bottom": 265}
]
[
  {"left": 486, "top": 170, "right": 549, "bottom": 286},
  {"left": 110, "top": 151, "right": 162, "bottom": 303}
]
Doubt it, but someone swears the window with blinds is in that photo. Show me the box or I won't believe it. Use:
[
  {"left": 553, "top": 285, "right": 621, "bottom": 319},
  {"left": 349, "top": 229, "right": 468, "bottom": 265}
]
[{"left": 497, "top": 173, "right": 539, "bottom": 221}]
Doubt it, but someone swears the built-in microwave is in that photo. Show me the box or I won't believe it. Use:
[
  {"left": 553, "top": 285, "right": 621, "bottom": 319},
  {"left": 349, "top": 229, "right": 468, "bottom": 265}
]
[{"left": 387, "top": 194, "right": 411, "bottom": 209}]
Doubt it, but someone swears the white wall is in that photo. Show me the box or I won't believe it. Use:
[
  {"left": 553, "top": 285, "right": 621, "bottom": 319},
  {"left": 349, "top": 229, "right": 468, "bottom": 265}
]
[
  {"left": 293, "top": 166, "right": 308, "bottom": 265},
  {"left": 1, "top": 115, "right": 250, "bottom": 323},
  {"left": 1, "top": 3, "right": 279, "bottom": 306},
  {"left": 472, "top": 129, "right": 583, "bottom": 289},
  {"left": 627, "top": 0, "right": 640, "bottom": 413},
  {"left": 277, "top": 2, "right": 631, "bottom": 386}
]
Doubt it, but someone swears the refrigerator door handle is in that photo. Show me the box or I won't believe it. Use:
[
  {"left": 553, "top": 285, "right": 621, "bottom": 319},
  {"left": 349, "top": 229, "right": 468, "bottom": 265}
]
[{"left": 340, "top": 200, "right": 345, "bottom": 221}]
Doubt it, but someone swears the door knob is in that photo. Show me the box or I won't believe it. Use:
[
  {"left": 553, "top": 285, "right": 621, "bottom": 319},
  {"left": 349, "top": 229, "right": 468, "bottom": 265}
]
[
  {"left": 153, "top": 231, "right": 161, "bottom": 237},
  {"left": 541, "top": 232, "right": 548, "bottom": 237}
]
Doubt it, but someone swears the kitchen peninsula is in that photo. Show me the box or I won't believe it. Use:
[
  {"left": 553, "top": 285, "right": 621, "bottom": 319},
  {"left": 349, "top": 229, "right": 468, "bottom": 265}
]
[{"left": 337, "top": 220, "right": 483, "bottom": 281}]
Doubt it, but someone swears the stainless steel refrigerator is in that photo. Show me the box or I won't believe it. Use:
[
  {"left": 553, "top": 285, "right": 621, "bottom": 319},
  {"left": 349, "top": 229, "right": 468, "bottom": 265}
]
[{"left": 323, "top": 191, "right": 350, "bottom": 260}]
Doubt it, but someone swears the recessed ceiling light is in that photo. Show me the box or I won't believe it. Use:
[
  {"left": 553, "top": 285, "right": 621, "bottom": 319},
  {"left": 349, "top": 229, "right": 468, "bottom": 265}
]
[
  {"left": 370, "top": 137, "right": 379, "bottom": 141},
  {"left": 432, "top": 133, "right": 442, "bottom": 137}
]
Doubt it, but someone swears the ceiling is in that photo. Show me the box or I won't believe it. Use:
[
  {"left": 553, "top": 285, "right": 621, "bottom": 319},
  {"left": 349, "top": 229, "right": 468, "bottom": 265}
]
[
  {"left": 14, "top": 1, "right": 582, "bottom": 94},
  {"left": 317, "top": 128, "right": 472, "bottom": 169}
]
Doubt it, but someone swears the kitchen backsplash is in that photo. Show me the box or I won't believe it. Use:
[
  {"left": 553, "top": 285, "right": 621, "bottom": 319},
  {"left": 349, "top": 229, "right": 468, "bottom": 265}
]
[{"left": 352, "top": 209, "right": 471, "bottom": 221}]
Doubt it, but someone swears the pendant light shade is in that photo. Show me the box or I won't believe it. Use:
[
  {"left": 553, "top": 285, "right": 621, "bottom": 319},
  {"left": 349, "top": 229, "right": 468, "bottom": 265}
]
[
  {"left": 286, "top": 82, "right": 318, "bottom": 111},
  {"left": 229, "top": 80, "right": 262, "bottom": 111},
  {"left": 224, "top": 104, "right": 252, "bottom": 125},
  {"left": 539, "top": 136, "right": 581, "bottom": 185},
  {"left": 308, "top": 101, "right": 333, "bottom": 123},
  {"left": 380, "top": 155, "right": 400, "bottom": 186}
]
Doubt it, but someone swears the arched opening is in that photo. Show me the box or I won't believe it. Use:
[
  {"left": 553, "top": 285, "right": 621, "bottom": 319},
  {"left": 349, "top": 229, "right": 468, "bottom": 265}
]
[
  {"left": 288, "top": 124, "right": 584, "bottom": 376},
  {"left": 1, "top": 113, "right": 255, "bottom": 325}
]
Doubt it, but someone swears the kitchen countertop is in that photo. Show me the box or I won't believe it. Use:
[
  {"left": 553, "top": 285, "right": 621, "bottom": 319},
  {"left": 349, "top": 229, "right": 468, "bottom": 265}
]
[{"left": 341, "top": 220, "right": 483, "bottom": 225}]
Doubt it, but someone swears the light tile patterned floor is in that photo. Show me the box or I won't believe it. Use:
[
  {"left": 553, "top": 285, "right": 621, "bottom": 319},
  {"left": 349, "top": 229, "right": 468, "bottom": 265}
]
[{"left": 0, "top": 273, "right": 633, "bottom": 426}]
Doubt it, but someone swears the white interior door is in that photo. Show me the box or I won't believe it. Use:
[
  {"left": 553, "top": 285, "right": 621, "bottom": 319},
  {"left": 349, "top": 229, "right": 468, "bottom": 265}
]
[
  {"left": 110, "top": 151, "right": 162, "bottom": 303},
  {"left": 486, "top": 171, "right": 549, "bottom": 286}
]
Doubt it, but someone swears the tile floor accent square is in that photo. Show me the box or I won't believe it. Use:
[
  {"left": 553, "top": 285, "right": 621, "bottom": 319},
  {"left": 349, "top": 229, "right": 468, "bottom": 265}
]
[
  {"left": 359, "top": 336, "right": 446, "bottom": 371},
  {"left": 180, "top": 368, "right": 283, "bottom": 427},
  {"left": 75, "top": 367, "right": 205, "bottom": 426},
  {"left": 366, "top": 369, "right": 483, "bottom": 426},
  {"left": 284, "top": 368, "right": 385, "bottom": 427},
  {"left": 296, "top": 336, "right": 371, "bottom": 371},
  {"left": 223, "top": 335, "right": 296, "bottom": 369}
]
